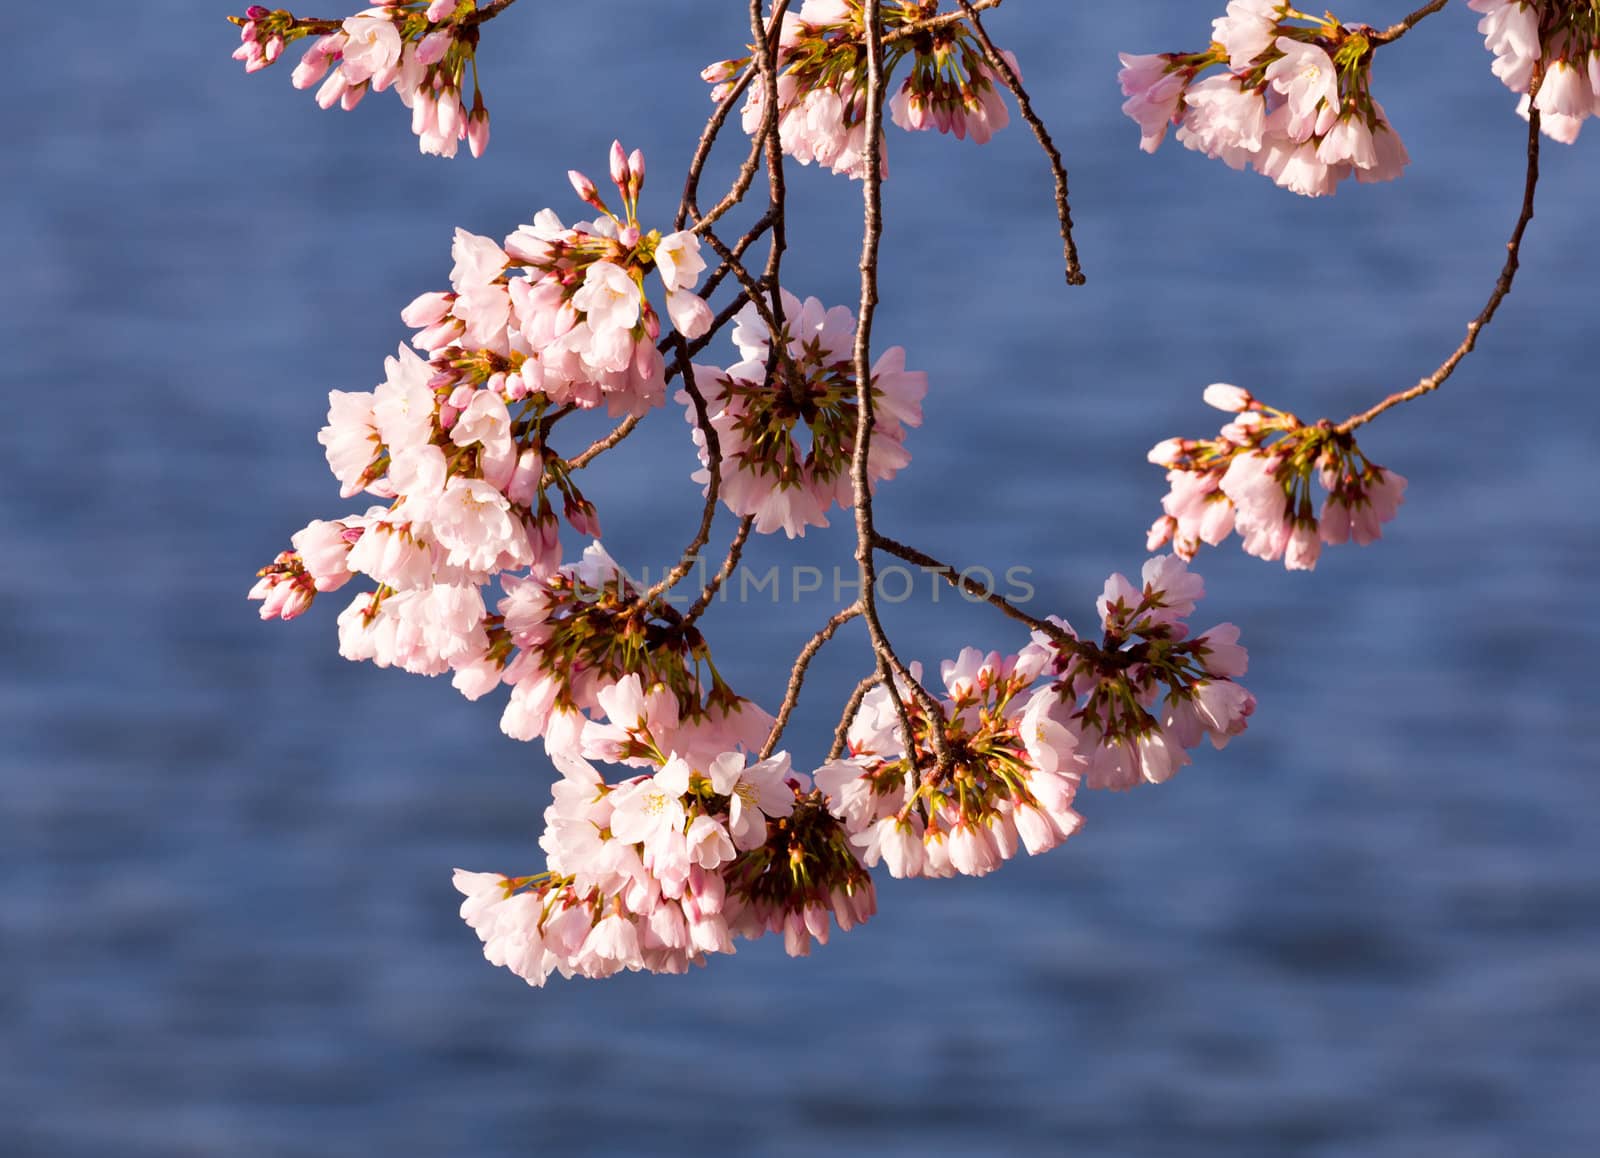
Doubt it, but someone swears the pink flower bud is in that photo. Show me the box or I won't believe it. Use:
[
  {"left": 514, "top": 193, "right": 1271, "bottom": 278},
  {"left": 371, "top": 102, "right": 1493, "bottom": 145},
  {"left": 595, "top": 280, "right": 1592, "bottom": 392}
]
[
  {"left": 1203, "top": 383, "right": 1252, "bottom": 412},
  {"left": 400, "top": 290, "right": 453, "bottom": 328},
  {"left": 628, "top": 148, "right": 645, "bottom": 188},
  {"left": 568, "top": 169, "right": 599, "bottom": 205},
  {"left": 416, "top": 29, "right": 452, "bottom": 66},
  {"left": 609, "top": 140, "right": 628, "bottom": 186},
  {"left": 467, "top": 106, "right": 490, "bottom": 158},
  {"left": 1147, "top": 437, "right": 1185, "bottom": 465}
]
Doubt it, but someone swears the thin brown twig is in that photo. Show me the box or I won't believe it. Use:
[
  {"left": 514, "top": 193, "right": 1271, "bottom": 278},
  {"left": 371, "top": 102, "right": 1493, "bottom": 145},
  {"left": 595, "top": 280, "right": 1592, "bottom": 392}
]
[
  {"left": 700, "top": 209, "right": 776, "bottom": 299},
  {"left": 699, "top": 222, "right": 783, "bottom": 339},
  {"left": 761, "top": 604, "right": 864, "bottom": 758},
  {"left": 640, "top": 343, "right": 722, "bottom": 604},
  {"left": 464, "top": 0, "right": 521, "bottom": 25},
  {"left": 955, "top": 0, "right": 1085, "bottom": 285},
  {"left": 563, "top": 415, "right": 640, "bottom": 472},
  {"left": 1370, "top": 0, "right": 1451, "bottom": 45},
  {"left": 828, "top": 673, "right": 884, "bottom": 761},
  {"left": 829, "top": 673, "right": 885, "bottom": 761},
  {"left": 683, "top": 516, "right": 754, "bottom": 625},
  {"left": 1339, "top": 106, "right": 1541, "bottom": 434},
  {"left": 678, "top": 2, "right": 788, "bottom": 234},
  {"left": 882, "top": 0, "right": 1004, "bottom": 45},
  {"left": 754, "top": 0, "right": 792, "bottom": 370},
  {"left": 696, "top": 128, "right": 768, "bottom": 233},
  {"left": 872, "top": 532, "right": 1075, "bottom": 647},
  {"left": 678, "top": 72, "right": 759, "bottom": 230},
  {"left": 848, "top": 0, "right": 954, "bottom": 783}
]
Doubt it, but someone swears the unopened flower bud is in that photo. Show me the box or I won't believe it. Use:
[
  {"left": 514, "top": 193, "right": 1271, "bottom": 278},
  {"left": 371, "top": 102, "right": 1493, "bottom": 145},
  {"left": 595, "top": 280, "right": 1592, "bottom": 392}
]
[
  {"left": 568, "top": 169, "right": 603, "bottom": 209},
  {"left": 1203, "top": 383, "right": 1253, "bottom": 412},
  {"left": 1147, "top": 437, "right": 1185, "bottom": 466},
  {"left": 467, "top": 105, "right": 490, "bottom": 158}
]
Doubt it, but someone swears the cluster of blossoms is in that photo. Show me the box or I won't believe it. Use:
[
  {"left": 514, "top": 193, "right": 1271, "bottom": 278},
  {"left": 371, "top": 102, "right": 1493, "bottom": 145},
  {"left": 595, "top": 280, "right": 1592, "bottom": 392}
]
[
  {"left": 683, "top": 289, "right": 926, "bottom": 538},
  {"left": 1119, "top": 1, "right": 1409, "bottom": 197},
  {"left": 230, "top": 1, "right": 495, "bottom": 157},
  {"left": 817, "top": 647, "right": 1085, "bottom": 878},
  {"left": 702, "top": 0, "right": 1017, "bottom": 180},
  {"left": 400, "top": 143, "right": 714, "bottom": 423},
  {"left": 249, "top": 146, "right": 727, "bottom": 695},
  {"left": 455, "top": 747, "right": 876, "bottom": 982},
  {"left": 489, "top": 546, "right": 773, "bottom": 765},
  {"left": 446, "top": 554, "right": 1251, "bottom": 982},
  {"left": 1470, "top": 0, "right": 1600, "bottom": 142},
  {"left": 1033, "top": 556, "right": 1255, "bottom": 790},
  {"left": 1147, "top": 384, "right": 1406, "bottom": 571},
  {"left": 815, "top": 555, "right": 1253, "bottom": 877}
]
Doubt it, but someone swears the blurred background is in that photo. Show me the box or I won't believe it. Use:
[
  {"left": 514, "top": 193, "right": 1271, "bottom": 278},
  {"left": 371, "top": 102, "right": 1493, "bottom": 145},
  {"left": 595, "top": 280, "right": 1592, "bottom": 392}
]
[{"left": 4, "top": 1, "right": 1598, "bottom": 1154}]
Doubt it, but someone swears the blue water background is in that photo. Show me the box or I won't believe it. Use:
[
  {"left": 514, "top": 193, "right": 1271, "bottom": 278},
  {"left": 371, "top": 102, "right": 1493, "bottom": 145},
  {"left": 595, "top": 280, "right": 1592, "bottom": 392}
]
[{"left": 4, "top": 2, "right": 1598, "bottom": 1154}]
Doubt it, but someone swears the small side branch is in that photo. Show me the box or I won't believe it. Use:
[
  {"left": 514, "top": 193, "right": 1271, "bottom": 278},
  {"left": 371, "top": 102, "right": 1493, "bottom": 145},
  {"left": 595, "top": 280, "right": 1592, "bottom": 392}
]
[
  {"left": 761, "top": 604, "right": 864, "bottom": 758},
  {"left": 873, "top": 533, "right": 1074, "bottom": 648},
  {"left": 1370, "top": 0, "right": 1451, "bottom": 45},
  {"left": 683, "top": 516, "right": 754, "bottom": 626},
  {"left": 882, "top": 0, "right": 1004, "bottom": 45},
  {"left": 828, "top": 674, "right": 884, "bottom": 762},
  {"left": 640, "top": 346, "right": 722, "bottom": 605},
  {"left": 955, "top": 0, "right": 1085, "bottom": 286},
  {"left": 1339, "top": 107, "right": 1541, "bottom": 434}
]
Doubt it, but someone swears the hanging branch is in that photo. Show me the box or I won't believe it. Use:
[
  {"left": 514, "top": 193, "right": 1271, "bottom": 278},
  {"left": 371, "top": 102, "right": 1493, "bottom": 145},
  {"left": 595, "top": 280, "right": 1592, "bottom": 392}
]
[
  {"left": 848, "top": 0, "right": 955, "bottom": 781},
  {"left": 1340, "top": 106, "right": 1542, "bottom": 434},
  {"left": 955, "top": 0, "right": 1085, "bottom": 285}
]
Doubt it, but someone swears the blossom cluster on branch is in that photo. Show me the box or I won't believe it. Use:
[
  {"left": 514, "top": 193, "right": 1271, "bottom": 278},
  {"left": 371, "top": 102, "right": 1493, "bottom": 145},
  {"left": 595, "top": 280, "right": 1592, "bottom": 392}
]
[
  {"left": 1119, "top": 1, "right": 1414, "bottom": 196},
  {"left": 1471, "top": 0, "right": 1600, "bottom": 141},
  {"left": 231, "top": 1, "right": 503, "bottom": 156},
  {"left": 704, "top": 0, "right": 1019, "bottom": 178},
  {"left": 1147, "top": 384, "right": 1406, "bottom": 571},
  {"left": 234, "top": 0, "right": 1578, "bottom": 985}
]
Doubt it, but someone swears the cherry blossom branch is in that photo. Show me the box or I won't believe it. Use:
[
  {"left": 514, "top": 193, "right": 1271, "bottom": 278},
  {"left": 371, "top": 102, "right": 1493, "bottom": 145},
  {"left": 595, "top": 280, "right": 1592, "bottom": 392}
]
[
  {"left": 683, "top": 517, "right": 754, "bottom": 626},
  {"left": 678, "top": 2, "right": 787, "bottom": 235},
  {"left": 881, "top": 0, "right": 1005, "bottom": 45},
  {"left": 462, "top": 0, "right": 521, "bottom": 27},
  {"left": 828, "top": 674, "right": 884, "bottom": 761},
  {"left": 872, "top": 532, "right": 1075, "bottom": 647},
  {"left": 699, "top": 209, "right": 776, "bottom": 298},
  {"left": 761, "top": 604, "right": 864, "bottom": 758},
  {"left": 754, "top": 0, "right": 792, "bottom": 354},
  {"left": 850, "top": 0, "right": 955, "bottom": 781},
  {"left": 562, "top": 416, "right": 640, "bottom": 473},
  {"left": 955, "top": 0, "right": 1085, "bottom": 285},
  {"left": 1339, "top": 106, "right": 1541, "bottom": 434},
  {"left": 678, "top": 66, "right": 760, "bottom": 232},
  {"left": 698, "top": 223, "right": 784, "bottom": 339},
  {"left": 1370, "top": 0, "right": 1451, "bottom": 45},
  {"left": 640, "top": 346, "right": 722, "bottom": 605}
]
